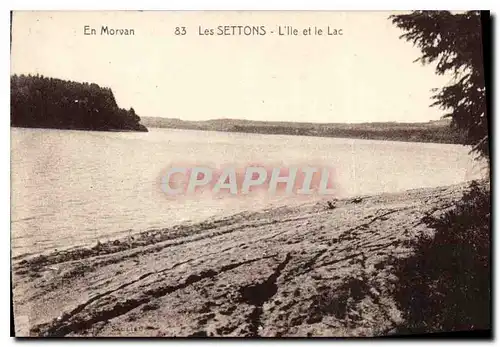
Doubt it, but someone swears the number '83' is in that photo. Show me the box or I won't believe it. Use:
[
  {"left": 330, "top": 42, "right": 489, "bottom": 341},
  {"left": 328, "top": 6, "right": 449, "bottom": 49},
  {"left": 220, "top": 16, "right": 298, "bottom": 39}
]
[{"left": 175, "top": 27, "right": 186, "bottom": 35}]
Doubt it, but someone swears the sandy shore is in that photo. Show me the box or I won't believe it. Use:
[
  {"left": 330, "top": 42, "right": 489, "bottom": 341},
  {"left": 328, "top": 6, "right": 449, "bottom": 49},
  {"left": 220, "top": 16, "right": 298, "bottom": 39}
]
[{"left": 12, "top": 182, "right": 470, "bottom": 337}]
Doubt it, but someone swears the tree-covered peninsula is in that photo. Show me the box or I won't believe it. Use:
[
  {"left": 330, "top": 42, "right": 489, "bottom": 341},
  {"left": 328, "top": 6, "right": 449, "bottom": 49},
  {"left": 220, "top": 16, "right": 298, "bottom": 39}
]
[{"left": 11, "top": 74, "right": 148, "bottom": 132}]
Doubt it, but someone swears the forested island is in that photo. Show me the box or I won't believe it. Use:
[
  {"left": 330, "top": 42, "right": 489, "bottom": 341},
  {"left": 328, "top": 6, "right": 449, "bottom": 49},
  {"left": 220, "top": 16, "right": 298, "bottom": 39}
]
[
  {"left": 11, "top": 74, "right": 148, "bottom": 132},
  {"left": 141, "top": 117, "right": 465, "bottom": 145}
]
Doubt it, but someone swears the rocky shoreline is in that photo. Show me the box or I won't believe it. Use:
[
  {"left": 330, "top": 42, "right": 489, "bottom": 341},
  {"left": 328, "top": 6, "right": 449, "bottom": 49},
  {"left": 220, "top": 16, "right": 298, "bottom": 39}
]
[{"left": 12, "top": 183, "right": 470, "bottom": 337}]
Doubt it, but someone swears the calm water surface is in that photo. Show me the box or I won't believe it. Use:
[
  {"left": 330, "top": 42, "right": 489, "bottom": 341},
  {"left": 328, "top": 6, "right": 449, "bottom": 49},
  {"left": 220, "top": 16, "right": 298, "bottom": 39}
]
[{"left": 11, "top": 127, "right": 483, "bottom": 257}]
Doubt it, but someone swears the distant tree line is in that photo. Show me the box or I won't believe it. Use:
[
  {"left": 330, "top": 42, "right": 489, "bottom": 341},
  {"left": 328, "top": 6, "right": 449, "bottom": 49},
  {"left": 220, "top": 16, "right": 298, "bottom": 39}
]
[
  {"left": 140, "top": 117, "right": 465, "bottom": 145},
  {"left": 11, "top": 74, "right": 148, "bottom": 132},
  {"left": 228, "top": 124, "right": 465, "bottom": 144}
]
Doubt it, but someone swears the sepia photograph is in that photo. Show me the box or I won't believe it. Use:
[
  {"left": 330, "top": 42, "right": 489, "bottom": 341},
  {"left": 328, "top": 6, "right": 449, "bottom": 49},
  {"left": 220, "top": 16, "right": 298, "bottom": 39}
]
[{"left": 10, "top": 10, "right": 491, "bottom": 337}]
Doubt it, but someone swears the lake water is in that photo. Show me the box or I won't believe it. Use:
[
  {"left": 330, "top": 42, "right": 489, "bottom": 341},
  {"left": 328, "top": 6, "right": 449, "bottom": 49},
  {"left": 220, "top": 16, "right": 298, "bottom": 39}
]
[{"left": 11, "top": 127, "right": 483, "bottom": 257}]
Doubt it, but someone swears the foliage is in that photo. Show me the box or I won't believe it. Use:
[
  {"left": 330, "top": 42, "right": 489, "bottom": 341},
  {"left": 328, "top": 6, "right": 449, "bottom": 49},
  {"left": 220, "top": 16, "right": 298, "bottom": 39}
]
[
  {"left": 393, "top": 180, "right": 490, "bottom": 333},
  {"left": 11, "top": 74, "right": 147, "bottom": 132},
  {"left": 390, "top": 11, "right": 488, "bottom": 159},
  {"left": 141, "top": 117, "right": 465, "bottom": 145}
]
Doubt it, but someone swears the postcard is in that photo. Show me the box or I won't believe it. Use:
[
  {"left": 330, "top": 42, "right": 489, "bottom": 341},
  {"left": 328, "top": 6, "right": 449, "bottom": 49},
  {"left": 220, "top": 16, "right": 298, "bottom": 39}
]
[{"left": 10, "top": 10, "right": 491, "bottom": 337}]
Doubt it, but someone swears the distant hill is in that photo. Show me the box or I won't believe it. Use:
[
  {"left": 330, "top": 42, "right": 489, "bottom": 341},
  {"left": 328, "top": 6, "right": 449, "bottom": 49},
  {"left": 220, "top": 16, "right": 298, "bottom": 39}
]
[
  {"left": 141, "top": 117, "right": 465, "bottom": 144},
  {"left": 11, "top": 74, "right": 148, "bottom": 132}
]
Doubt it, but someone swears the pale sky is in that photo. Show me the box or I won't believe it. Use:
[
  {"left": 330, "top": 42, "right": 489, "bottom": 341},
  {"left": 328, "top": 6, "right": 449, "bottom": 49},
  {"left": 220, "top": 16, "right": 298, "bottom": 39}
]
[{"left": 11, "top": 11, "right": 451, "bottom": 123}]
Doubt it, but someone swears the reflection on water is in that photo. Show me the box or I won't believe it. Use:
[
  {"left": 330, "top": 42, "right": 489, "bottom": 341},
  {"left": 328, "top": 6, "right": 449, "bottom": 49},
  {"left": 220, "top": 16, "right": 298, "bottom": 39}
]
[{"left": 11, "top": 127, "right": 483, "bottom": 256}]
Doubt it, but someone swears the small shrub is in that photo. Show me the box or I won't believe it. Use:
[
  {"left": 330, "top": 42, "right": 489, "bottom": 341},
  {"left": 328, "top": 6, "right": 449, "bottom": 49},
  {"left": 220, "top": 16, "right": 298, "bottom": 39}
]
[{"left": 392, "top": 180, "right": 490, "bottom": 333}]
